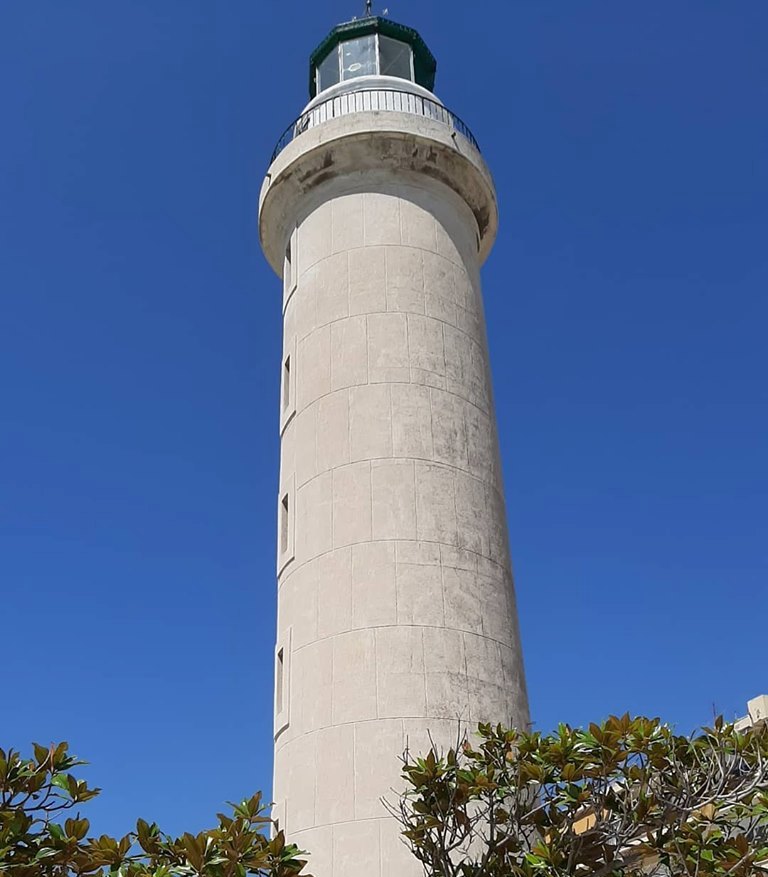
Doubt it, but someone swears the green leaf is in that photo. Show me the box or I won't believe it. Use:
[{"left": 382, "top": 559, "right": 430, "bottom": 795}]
[
  {"left": 33, "top": 742, "right": 51, "bottom": 765},
  {"left": 35, "top": 848, "right": 59, "bottom": 860},
  {"left": 48, "top": 823, "right": 66, "bottom": 841},
  {"left": 51, "top": 773, "right": 71, "bottom": 795}
]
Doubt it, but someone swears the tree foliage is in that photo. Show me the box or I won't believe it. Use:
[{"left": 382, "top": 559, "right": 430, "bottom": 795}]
[
  {"left": 392, "top": 715, "right": 768, "bottom": 877},
  {"left": 0, "top": 743, "right": 309, "bottom": 877}
]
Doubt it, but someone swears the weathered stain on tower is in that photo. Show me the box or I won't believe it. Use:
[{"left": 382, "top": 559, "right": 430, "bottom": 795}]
[{"left": 258, "top": 14, "right": 529, "bottom": 876}]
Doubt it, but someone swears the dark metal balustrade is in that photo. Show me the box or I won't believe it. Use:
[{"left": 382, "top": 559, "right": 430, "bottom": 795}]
[{"left": 270, "top": 88, "right": 479, "bottom": 163}]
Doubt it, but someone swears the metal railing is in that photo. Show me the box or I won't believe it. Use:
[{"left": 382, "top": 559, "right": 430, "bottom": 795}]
[{"left": 270, "top": 87, "right": 480, "bottom": 163}]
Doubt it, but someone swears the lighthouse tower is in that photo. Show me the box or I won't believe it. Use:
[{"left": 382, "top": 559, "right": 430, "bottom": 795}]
[{"left": 258, "top": 13, "right": 529, "bottom": 877}]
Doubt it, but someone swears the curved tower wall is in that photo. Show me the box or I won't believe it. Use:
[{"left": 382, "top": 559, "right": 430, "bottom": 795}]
[{"left": 260, "top": 105, "right": 529, "bottom": 877}]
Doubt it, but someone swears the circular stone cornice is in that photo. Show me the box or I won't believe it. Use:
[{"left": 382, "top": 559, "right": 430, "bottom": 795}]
[{"left": 259, "top": 112, "right": 498, "bottom": 275}]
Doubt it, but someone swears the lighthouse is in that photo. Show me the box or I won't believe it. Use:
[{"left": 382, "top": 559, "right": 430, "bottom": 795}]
[{"left": 258, "top": 12, "right": 529, "bottom": 876}]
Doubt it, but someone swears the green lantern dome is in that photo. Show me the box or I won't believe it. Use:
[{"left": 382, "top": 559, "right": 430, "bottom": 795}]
[{"left": 309, "top": 16, "right": 437, "bottom": 99}]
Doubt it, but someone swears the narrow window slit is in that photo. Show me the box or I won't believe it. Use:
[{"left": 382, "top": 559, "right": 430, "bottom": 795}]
[
  {"left": 276, "top": 648, "right": 284, "bottom": 715},
  {"left": 282, "top": 355, "right": 291, "bottom": 412},
  {"left": 280, "top": 493, "right": 289, "bottom": 556}
]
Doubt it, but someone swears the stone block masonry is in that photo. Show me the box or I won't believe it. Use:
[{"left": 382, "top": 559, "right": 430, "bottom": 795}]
[{"left": 260, "top": 79, "right": 529, "bottom": 877}]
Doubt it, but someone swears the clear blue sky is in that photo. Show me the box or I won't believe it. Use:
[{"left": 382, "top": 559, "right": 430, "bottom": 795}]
[{"left": 2, "top": 0, "right": 766, "bottom": 840}]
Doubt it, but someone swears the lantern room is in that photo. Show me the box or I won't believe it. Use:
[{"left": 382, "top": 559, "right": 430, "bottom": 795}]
[{"left": 309, "top": 16, "right": 437, "bottom": 98}]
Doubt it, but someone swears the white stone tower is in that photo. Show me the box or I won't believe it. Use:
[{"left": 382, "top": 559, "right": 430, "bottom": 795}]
[{"left": 258, "top": 14, "right": 529, "bottom": 877}]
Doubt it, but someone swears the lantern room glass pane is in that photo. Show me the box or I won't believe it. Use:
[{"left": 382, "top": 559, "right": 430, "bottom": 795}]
[
  {"left": 379, "top": 36, "right": 413, "bottom": 80},
  {"left": 341, "top": 35, "right": 376, "bottom": 80},
  {"left": 317, "top": 48, "right": 340, "bottom": 92}
]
